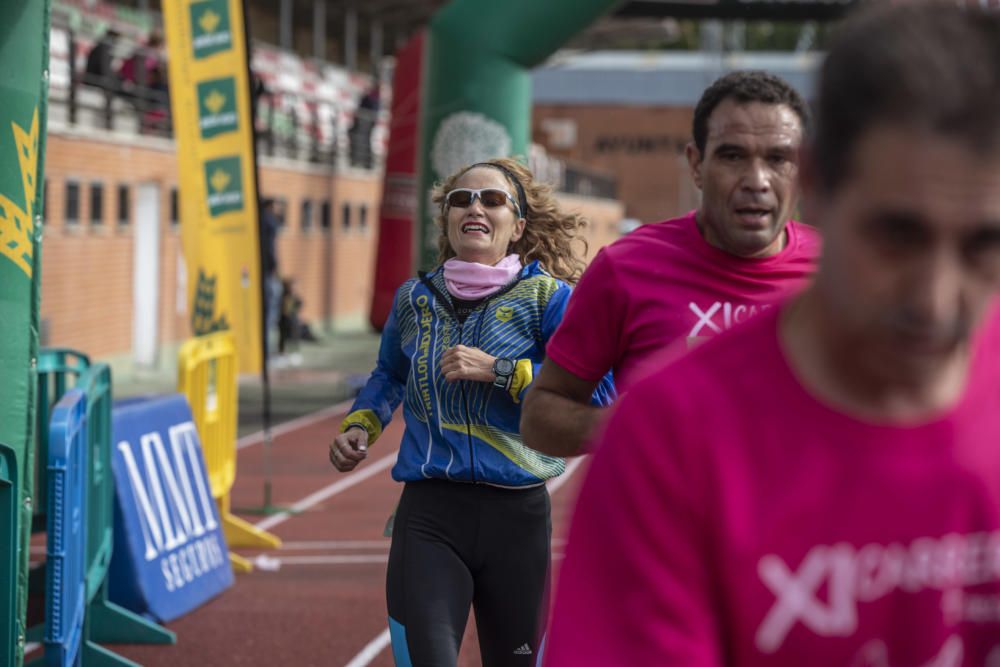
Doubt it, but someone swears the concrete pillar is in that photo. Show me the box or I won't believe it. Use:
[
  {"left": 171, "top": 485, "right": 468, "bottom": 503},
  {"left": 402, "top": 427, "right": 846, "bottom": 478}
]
[
  {"left": 280, "top": 0, "right": 293, "bottom": 51},
  {"left": 344, "top": 5, "right": 358, "bottom": 70},
  {"left": 370, "top": 19, "right": 383, "bottom": 74},
  {"left": 313, "top": 0, "right": 327, "bottom": 60}
]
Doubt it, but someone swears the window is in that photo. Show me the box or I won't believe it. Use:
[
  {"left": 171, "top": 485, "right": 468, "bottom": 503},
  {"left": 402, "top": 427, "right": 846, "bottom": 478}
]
[
  {"left": 117, "top": 184, "right": 130, "bottom": 226},
  {"left": 320, "top": 200, "right": 331, "bottom": 231},
  {"left": 90, "top": 183, "right": 104, "bottom": 225},
  {"left": 300, "top": 199, "right": 313, "bottom": 232},
  {"left": 65, "top": 180, "right": 80, "bottom": 226},
  {"left": 170, "top": 187, "right": 179, "bottom": 228},
  {"left": 341, "top": 202, "right": 351, "bottom": 231},
  {"left": 359, "top": 203, "right": 369, "bottom": 232}
]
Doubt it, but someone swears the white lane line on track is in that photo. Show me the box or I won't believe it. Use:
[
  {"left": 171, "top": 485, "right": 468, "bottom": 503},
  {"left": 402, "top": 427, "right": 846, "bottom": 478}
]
[
  {"left": 265, "top": 554, "right": 390, "bottom": 566},
  {"left": 280, "top": 540, "right": 391, "bottom": 550},
  {"left": 266, "top": 553, "right": 565, "bottom": 568},
  {"left": 236, "top": 398, "right": 356, "bottom": 450},
  {"left": 252, "top": 451, "right": 397, "bottom": 532},
  {"left": 277, "top": 537, "right": 567, "bottom": 552},
  {"left": 342, "top": 455, "right": 587, "bottom": 667},
  {"left": 344, "top": 629, "right": 392, "bottom": 667}
]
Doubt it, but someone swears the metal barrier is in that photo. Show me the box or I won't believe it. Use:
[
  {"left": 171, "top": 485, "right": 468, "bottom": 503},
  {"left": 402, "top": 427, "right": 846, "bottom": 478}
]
[
  {"left": 0, "top": 443, "right": 18, "bottom": 667},
  {"left": 31, "top": 350, "right": 175, "bottom": 661},
  {"left": 77, "top": 364, "right": 175, "bottom": 654},
  {"left": 42, "top": 390, "right": 88, "bottom": 667},
  {"left": 78, "top": 365, "right": 112, "bottom": 602},
  {"left": 33, "top": 349, "right": 90, "bottom": 530},
  {"left": 177, "top": 332, "right": 281, "bottom": 573}
]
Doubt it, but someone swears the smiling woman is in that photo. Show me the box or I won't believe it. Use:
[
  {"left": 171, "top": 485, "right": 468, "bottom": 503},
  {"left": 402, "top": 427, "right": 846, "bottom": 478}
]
[
  {"left": 327, "top": 156, "right": 615, "bottom": 666},
  {"left": 432, "top": 157, "right": 590, "bottom": 283}
]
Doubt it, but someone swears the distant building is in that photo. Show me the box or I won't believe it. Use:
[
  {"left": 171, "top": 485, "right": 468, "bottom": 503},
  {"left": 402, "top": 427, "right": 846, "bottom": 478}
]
[{"left": 532, "top": 51, "right": 820, "bottom": 223}]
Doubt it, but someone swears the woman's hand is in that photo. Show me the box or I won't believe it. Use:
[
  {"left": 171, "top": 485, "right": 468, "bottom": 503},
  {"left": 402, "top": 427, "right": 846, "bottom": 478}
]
[
  {"left": 329, "top": 427, "right": 369, "bottom": 472},
  {"left": 440, "top": 345, "right": 496, "bottom": 383}
]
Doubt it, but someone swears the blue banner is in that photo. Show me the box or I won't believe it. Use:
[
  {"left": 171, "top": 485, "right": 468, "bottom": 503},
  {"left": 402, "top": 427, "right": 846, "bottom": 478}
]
[{"left": 108, "top": 394, "right": 233, "bottom": 622}]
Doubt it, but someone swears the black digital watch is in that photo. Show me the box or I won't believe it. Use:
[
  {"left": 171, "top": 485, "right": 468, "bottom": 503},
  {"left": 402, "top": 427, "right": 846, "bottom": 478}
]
[{"left": 492, "top": 357, "right": 516, "bottom": 390}]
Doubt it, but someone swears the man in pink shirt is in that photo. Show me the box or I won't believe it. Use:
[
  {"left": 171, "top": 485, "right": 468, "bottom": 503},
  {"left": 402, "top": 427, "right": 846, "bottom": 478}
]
[
  {"left": 544, "top": 4, "right": 1000, "bottom": 665},
  {"left": 521, "top": 70, "right": 820, "bottom": 457}
]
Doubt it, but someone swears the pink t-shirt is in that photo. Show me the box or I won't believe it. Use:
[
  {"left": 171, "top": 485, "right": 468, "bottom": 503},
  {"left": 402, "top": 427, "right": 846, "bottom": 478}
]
[
  {"left": 546, "top": 211, "right": 820, "bottom": 390},
  {"left": 544, "top": 305, "right": 1000, "bottom": 667}
]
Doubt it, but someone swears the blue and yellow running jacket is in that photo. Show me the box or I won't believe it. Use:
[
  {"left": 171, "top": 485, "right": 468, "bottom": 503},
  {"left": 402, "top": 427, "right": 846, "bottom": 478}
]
[{"left": 342, "top": 261, "right": 616, "bottom": 487}]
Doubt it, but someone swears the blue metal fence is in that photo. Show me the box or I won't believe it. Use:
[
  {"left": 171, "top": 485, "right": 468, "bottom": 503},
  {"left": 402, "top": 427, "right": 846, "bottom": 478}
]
[
  {"left": 0, "top": 442, "right": 18, "bottom": 667},
  {"left": 33, "top": 349, "right": 90, "bottom": 531},
  {"left": 31, "top": 350, "right": 174, "bottom": 665},
  {"left": 43, "top": 389, "right": 88, "bottom": 667}
]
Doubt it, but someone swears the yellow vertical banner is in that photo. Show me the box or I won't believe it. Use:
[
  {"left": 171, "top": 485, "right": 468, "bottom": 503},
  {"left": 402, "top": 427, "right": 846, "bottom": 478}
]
[{"left": 163, "top": 0, "right": 262, "bottom": 374}]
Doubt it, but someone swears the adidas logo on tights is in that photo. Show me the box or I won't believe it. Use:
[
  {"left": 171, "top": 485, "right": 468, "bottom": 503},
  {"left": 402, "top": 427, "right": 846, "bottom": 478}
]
[{"left": 513, "top": 643, "right": 532, "bottom": 655}]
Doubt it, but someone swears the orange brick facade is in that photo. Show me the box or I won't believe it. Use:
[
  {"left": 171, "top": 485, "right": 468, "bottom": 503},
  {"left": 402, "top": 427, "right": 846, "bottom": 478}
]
[
  {"left": 41, "top": 127, "right": 383, "bottom": 361},
  {"left": 40, "top": 127, "right": 623, "bottom": 363},
  {"left": 533, "top": 104, "right": 701, "bottom": 225}
]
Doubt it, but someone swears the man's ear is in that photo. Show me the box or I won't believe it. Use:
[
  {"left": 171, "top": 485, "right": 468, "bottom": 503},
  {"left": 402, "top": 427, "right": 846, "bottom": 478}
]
[{"left": 685, "top": 142, "right": 704, "bottom": 190}]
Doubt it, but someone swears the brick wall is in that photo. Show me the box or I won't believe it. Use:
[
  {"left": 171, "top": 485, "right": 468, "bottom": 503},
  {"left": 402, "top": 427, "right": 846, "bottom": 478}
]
[
  {"left": 533, "top": 104, "right": 701, "bottom": 224},
  {"left": 41, "top": 128, "right": 381, "bottom": 361}
]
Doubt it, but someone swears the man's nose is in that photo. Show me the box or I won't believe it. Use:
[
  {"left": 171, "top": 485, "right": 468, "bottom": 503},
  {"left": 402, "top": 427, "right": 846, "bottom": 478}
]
[
  {"left": 741, "top": 159, "right": 771, "bottom": 193},
  {"left": 910, "top": 249, "right": 965, "bottom": 328}
]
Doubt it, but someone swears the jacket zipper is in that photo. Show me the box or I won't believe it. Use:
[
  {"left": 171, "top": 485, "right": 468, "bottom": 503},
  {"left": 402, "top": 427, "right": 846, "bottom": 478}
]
[
  {"left": 419, "top": 272, "right": 476, "bottom": 482},
  {"left": 418, "top": 270, "right": 527, "bottom": 485},
  {"left": 464, "top": 277, "right": 527, "bottom": 482}
]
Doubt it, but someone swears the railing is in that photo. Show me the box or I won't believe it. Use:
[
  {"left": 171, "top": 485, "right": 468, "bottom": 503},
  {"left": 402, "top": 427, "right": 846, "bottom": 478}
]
[
  {"left": 48, "top": 22, "right": 385, "bottom": 169},
  {"left": 529, "top": 144, "right": 618, "bottom": 200},
  {"left": 562, "top": 162, "right": 618, "bottom": 200},
  {"left": 256, "top": 88, "right": 383, "bottom": 168}
]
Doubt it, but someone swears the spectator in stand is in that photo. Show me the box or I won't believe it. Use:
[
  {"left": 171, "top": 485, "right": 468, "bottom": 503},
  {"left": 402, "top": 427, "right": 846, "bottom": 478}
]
[
  {"left": 348, "top": 83, "right": 380, "bottom": 169},
  {"left": 120, "top": 29, "right": 169, "bottom": 132},
  {"left": 278, "top": 277, "right": 302, "bottom": 358},
  {"left": 260, "top": 198, "right": 282, "bottom": 356},
  {"left": 83, "top": 28, "right": 121, "bottom": 91}
]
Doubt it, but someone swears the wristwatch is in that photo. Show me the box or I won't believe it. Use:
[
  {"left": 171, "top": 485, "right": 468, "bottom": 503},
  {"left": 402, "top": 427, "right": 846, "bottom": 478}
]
[{"left": 492, "top": 357, "right": 515, "bottom": 390}]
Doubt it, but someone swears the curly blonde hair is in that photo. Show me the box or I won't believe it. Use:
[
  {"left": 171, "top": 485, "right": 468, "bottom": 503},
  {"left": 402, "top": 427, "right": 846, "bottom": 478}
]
[{"left": 431, "top": 157, "right": 589, "bottom": 283}]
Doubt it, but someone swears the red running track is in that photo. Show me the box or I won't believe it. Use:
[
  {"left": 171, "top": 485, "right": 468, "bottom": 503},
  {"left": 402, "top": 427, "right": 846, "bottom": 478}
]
[{"left": 37, "top": 409, "right": 590, "bottom": 667}]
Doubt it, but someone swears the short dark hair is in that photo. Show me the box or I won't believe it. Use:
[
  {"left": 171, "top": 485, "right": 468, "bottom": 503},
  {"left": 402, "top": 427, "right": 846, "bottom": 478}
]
[
  {"left": 815, "top": 3, "right": 1000, "bottom": 192},
  {"left": 692, "top": 70, "right": 810, "bottom": 155}
]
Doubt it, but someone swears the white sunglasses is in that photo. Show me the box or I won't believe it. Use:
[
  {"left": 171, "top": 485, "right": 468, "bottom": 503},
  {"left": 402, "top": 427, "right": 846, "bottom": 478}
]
[{"left": 444, "top": 188, "right": 522, "bottom": 217}]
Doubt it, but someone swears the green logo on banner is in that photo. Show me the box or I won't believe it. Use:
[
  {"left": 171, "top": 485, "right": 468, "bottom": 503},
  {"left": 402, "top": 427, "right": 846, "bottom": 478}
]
[
  {"left": 197, "top": 77, "right": 238, "bottom": 138},
  {"left": 204, "top": 156, "right": 243, "bottom": 217},
  {"left": 189, "top": 0, "right": 233, "bottom": 59},
  {"left": 0, "top": 108, "right": 39, "bottom": 279},
  {"left": 192, "top": 269, "right": 230, "bottom": 335}
]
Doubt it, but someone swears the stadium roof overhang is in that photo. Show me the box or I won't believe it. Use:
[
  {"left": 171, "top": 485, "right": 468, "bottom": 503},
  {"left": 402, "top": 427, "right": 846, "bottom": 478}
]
[
  {"left": 615, "top": 0, "right": 857, "bottom": 21},
  {"left": 344, "top": 0, "right": 857, "bottom": 26},
  {"left": 310, "top": 0, "right": 857, "bottom": 48}
]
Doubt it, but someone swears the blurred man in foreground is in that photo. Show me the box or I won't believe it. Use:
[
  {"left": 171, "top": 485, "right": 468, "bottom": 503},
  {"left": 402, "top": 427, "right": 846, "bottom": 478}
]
[{"left": 545, "top": 4, "right": 1000, "bottom": 665}]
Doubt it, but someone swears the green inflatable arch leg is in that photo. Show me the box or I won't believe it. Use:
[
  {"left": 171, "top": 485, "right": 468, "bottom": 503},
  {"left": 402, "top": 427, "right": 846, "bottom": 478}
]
[{"left": 417, "top": 0, "right": 620, "bottom": 269}]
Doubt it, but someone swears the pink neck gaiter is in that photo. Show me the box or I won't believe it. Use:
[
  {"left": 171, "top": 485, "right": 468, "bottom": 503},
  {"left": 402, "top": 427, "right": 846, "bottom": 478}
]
[{"left": 443, "top": 254, "right": 523, "bottom": 299}]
